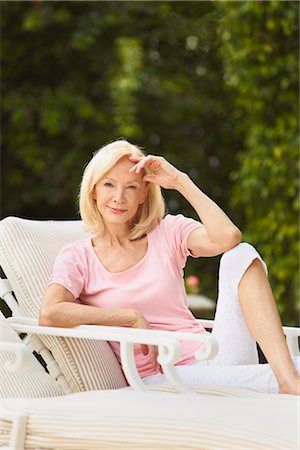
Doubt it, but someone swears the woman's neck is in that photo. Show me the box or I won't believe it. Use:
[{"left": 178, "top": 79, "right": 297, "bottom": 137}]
[{"left": 94, "top": 225, "right": 132, "bottom": 248}]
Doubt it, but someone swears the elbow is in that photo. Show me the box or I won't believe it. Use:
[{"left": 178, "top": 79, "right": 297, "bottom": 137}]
[
  {"left": 231, "top": 226, "right": 242, "bottom": 246},
  {"left": 223, "top": 227, "right": 242, "bottom": 251},
  {"left": 39, "top": 307, "right": 57, "bottom": 327}
]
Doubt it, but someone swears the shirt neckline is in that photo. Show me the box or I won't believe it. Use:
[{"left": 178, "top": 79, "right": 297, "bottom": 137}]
[{"left": 88, "top": 233, "right": 151, "bottom": 276}]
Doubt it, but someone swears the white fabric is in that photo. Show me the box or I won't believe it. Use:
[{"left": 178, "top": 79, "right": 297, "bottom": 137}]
[
  {"left": 0, "top": 217, "right": 128, "bottom": 392},
  {"left": 211, "top": 242, "right": 267, "bottom": 365},
  {"left": 0, "top": 312, "right": 64, "bottom": 398},
  {"left": 1, "top": 389, "right": 298, "bottom": 449},
  {"left": 145, "top": 243, "right": 300, "bottom": 393},
  {"left": 145, "top": 356, "right": 300, "bottom": 394}
]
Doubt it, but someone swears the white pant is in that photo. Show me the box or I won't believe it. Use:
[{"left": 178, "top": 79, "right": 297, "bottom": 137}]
[{"left": 144, "top": 243, "right": 299, "bottom": 393}]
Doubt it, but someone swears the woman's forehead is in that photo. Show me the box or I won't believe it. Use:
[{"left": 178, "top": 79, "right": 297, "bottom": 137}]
[{"left": 103, "top": 157, "right": 143, "bottom": 181}]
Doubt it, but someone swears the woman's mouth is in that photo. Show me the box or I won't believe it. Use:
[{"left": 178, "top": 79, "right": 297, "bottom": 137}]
[{"left": 109, "top": 207, "right": 127, "bottom": 214}]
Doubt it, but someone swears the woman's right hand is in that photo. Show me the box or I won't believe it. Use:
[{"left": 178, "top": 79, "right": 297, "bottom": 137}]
[
  {"left": 129, "top": 155, "right": 182, "bottom": 190},
  {"left": 132, "top": 311, "right": 162, "bottom": 373}
]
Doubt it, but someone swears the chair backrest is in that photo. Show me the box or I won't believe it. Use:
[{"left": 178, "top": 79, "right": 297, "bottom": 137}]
[
  {"left": 0, "top": 312, "right": 64, "bottom": 398},
  {"left": 0, "top": 216, "right": 128, "bottom": 393}
]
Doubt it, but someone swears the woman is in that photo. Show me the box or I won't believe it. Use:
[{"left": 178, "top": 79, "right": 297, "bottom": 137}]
[{"left": 40, "top": 139, "right": 299, "bottom": 395}]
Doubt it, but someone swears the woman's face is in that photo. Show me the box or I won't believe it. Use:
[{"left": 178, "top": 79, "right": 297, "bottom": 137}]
[{"left": 93, "top": 157, "right": 148, "bottom": 228}]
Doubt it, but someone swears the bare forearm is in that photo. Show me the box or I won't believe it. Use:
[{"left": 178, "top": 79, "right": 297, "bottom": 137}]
[
  {"left": 39, "top": 301, "right": 139, "bottom": 328},
  {"left": 175, "top": 172, "right": 241, "bottom": 243}
]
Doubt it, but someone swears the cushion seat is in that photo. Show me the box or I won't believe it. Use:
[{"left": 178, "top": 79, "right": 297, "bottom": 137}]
[{"left": 1, "top": 389, "right": 297, "bottom": 450}]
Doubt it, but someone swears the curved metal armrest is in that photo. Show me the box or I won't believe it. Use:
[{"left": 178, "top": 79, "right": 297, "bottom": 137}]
[
  {"left": 282, "top": 326, "right": 300, "bottom": 357},
  {"left": 8, "top": 316, "right": 218, "bottom": 394},
  {"left": 0, "top": 342, "right": 32, "bottom": 372},
  {"left": 197, "top": 319, "right": 300, "bottom": 357}
]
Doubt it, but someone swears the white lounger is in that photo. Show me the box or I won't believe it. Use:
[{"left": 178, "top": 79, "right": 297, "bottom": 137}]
[{"left": 1, "top": 216, "right": 299, "bottom": 450}]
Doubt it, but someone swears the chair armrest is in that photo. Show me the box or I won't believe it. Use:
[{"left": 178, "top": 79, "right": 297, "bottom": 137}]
[
  {"left": 282, "top": 326, "right": 300, "bottom": 357},
  {"left": 196, "top": 319, "right": 214, "bottom": 329},
  {"left": 8, "top": 316, "right": 218, "bottom": 394},
  {"left": 197, "top": 320, "right": 299, "bottom": 357},
  {"left": 0, "top": 342, "right": 32, "bottom": 372},
  {"left": 0, "top": 278, "right": 23, "bottom": 316}
]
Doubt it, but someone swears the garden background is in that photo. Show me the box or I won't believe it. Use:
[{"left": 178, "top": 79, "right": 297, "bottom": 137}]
[{"left": 1, "top": 1, "right": 299, "bottom": 325}]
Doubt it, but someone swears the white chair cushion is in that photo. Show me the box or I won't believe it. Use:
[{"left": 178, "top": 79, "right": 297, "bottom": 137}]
[
  {"left": 0, "top": 217, "right": 128, "bottom": 393},
  {"left": 1, "top": 389, "right": 298, "bottom": 449},
  {"left": 0, "top": 312, "right": 64, "bottom": 398}
]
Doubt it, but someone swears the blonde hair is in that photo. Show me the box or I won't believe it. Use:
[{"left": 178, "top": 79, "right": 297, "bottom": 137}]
[{"left": 79, "top": 140, "right": 165, "bottom": 239}]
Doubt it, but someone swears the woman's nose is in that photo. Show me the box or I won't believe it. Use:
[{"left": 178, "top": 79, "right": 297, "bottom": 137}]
[{"left": 113, "top": 188, "right": 125, "bottom": 203}]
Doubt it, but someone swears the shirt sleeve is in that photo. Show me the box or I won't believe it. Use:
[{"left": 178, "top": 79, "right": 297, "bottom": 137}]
[
  {"left": 48, "top": 242, "right": 86, "bottom": 299},
  {"left": 163, "top": 214, "right": 204, "bottom": 269}
]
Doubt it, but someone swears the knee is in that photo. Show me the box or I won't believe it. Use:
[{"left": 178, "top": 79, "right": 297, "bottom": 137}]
[
  {"left": 220, "top": 242, "right": 263, "bottom": 275},
  {"left": 220, "top": 242, "right": 256, "bottom": 266},
  {"left": 219, "top": 242, "right": 268, "bottom": 279}
]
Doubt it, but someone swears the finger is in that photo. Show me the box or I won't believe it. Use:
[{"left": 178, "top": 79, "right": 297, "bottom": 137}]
[
  {"left": 128, "top": 156, "right": 143, "bottom": 169},
  {"left": 143, "top": 174, "right": 156, "bottom": 184},
  {"left": 129, "top": 159, "right": 146, "bottom": 173},
  {"left": 153, "top": 353, "right": 163, "bottom": 373},
  {"left": 133, "top": 159, "right": 148, "bottom": 173},
  {"left": 148, "top": 346, "right": 163, "bottom": 373},
  {"left": 150, "top": 346, "right": 162, "bottom": 373},
  {"left": 129, "top": 163, "right": 139, "bottom": 173},
  {"left": 155, "top": 349, "right": 163, "bottom": 373},
  {"left": 141, "top": 344, "right": 149, "bottom": 355},
  {"left": 158, "top": 363, "right": 164, "bottom": 374},
  {"left": 148, "top": 345, "right": 157, "bottom": 366},
  {"left": 153, "top": 346, "right": 163, "bottom": 373},
  {"left": 131, "top": 155, "right": 157, "bottom": 174},
  {"left": 128, "top": 156, "right": 143, "bottom": 162}
]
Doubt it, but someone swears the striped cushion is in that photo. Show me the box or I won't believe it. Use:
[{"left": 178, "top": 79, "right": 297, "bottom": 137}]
[
  {"left": 0, "top": 217, "right": 128, "bottom": 393},
  {"left": 1, "top": 389, "right": 298, "bottom": 449},
  {"left": 0, "top": 312, "right": 64, "bottom": 398}
]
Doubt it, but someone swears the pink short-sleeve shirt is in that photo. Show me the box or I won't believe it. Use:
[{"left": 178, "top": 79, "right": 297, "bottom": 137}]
[{"left": 48, "top": 214, "right": 208, "bottom": 378}]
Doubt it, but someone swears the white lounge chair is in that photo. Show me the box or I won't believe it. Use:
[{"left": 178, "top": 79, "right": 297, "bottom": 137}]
[{"left": 1, "top": 216, "right": 299, "bottom": 450}]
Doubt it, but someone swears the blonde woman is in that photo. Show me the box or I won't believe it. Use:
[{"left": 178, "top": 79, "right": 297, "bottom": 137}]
[{"left": 40, "top": 140, "right": 299, "bottom": 395}]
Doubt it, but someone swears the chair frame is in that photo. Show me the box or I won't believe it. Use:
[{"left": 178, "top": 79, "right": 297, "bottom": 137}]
[
  {"left": 1, "top": 276, "right": 299, "bottom": 395},
  {"left": 1, "top": 214, "right": 299, "bottom": 450},
  {"left": 0, "top": 278, "right": 218, "bottom": 450},
  {"left": 1, "top": 277, "right": 219, "bottom": 395}
]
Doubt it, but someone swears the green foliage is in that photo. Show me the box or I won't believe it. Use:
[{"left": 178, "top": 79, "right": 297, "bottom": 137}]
[
  {"left": 1, "top": 1, "right": 298, "bottom": 323},
  {"left": 218, "top": 1, "right": 299, "bottom": 322},
  {"left": 1, "top": 1, "right": 229, "bottom": 219},
  {"left": 1, "top": 1, "right": 232, "bottom": 307},
  {"left": 110, "top": 37, "right": 143, "bottom": 137}
]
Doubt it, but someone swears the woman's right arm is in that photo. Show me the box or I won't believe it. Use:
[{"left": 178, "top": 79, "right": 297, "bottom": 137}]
[
  {"left": 39, "top": 284, "right": 161, "bottom": 372},
  {"left": 39, "top": 284, "right": 142, "bottom": 329}
]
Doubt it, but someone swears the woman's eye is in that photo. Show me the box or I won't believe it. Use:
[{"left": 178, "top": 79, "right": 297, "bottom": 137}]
[
  {"left": 104, "top": 182, "right": 113, "bottom": 187},
  {"left": 127, "top": 185, "right": 137, "bottom": 190}
]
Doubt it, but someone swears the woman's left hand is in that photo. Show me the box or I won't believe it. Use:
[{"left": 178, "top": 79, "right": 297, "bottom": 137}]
[{"left": 129, "top": 155, "right": 183, "bottom": 190}]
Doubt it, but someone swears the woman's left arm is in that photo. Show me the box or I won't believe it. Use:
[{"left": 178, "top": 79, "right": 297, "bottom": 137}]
[
  {"left": 129, "top": 155, "right": 242, "bottom": 257},
  {"left": 175, "top": 172, "right": 242, "bottom": 257}
]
